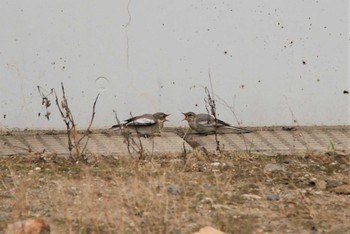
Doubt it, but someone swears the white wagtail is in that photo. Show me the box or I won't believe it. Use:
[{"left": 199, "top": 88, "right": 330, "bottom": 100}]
[
  {"left": 112, "top": 112, "right": 170, "bottom": 137},
  {"left": 182, "top": 112, "right": 252, "bottom": 134}
]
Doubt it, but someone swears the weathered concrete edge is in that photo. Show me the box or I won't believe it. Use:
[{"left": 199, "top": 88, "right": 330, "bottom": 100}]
[
  {"left": 0, "top": 125, "right": 349, "bottom": 135},
  {"left": 0, "top": 126, "right": 349, "bottom": 156}
]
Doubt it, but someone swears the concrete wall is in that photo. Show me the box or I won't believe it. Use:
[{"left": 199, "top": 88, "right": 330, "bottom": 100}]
[{"left": 0, "top": 0, "right": 349, "bottom": 130}]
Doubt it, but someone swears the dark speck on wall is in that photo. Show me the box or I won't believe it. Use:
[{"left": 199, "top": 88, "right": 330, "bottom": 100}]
[
  {"left": 302, "top": 61, "right": 306, "bottom": 65},
  {"left": 240, "top": 85, "right": 245, "bottom": 89},
  {"left": 172, "top": 82, "right": 175, "bottom": 85},
  {"left": 344, "top": 90, "right": 349, "bottom": 94},
  {"left": 224, "top": 51, "right": 227, "bottom": 55},
  {"left": 195, "top": 104, "right": 198, "bottom": 107},
  {"left": 38, "top": 113, "right": 41, "bottom": 117},
  {"left": 3, "top": 114, "right": 6, "bottom": 119}
]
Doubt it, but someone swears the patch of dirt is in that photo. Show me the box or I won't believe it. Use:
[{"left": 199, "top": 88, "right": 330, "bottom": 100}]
[{"left": 0, "top": 151, "right": 349, "bottom": 233}]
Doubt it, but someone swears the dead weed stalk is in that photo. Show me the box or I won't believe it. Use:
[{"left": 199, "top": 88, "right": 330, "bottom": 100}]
[
  {"left": 38, "top": 83, "right": 99, "bottom": 160},
  {"left": 113, "top": 110, "right": 145, "bottom": 160},
  {"left": 204, "top": 70, "right": 220, "bottom": 151}
]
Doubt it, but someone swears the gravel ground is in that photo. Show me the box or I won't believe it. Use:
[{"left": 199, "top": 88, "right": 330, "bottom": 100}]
[{"left": 0, "top": 150, "right": 349, "bottom": 233}]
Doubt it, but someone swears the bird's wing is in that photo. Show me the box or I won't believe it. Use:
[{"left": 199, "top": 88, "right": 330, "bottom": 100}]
[
  {"left": 197, "top": 114, "right": 231, "bottom": 127},
  {"left": 111, "top": 124, "right": 123, "bottom": 129},
  {"left": 125, "top": 114, "right": 156, "bottom": 127},
  {"left": 195, "top": 114, "right": 213, "bottom": 126},
  {"left": 215, "top": 118, "right": 231, "bottom": 127},
  {"left": 224, "top": 126, "right": 253, "bottom": 133}
]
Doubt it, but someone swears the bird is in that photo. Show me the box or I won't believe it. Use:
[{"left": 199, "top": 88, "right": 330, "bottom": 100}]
[
  {"left": 112, "top": 112, "right": 170, "bottom": 137},
  {"left": 182, "top": 112, "right": 252, "bottom": 135}
]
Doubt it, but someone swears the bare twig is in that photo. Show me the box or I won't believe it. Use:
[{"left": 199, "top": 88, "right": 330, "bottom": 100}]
[
  {"left": 53, "top": 84, "right": 77, "bottom": 157},
  {"left": 116, "top": 111, "right": 145, "bottom": 159},
  {"left": 78, "top": 93, "right": 100, "bottom": 145},
  {"left": 205, "top": 70, "right": 220, "bottom": 151},
  {"left": 198, "top": 84, "right": 242, "bottom": 126},
  {"left": 113, "top": 109, "right": 122, "bottom": 128},
  {"left": 37, "top": 86, "right": 53, "bottom": 120},
  {"left": 129, "top": 112, "right": 145, "bottom": 160},
  {"left": 181, "top": 128, "right": 189, "bottom": 164},
  {"left": 38, "top": 82, "right": 99, "bottom": 160}
]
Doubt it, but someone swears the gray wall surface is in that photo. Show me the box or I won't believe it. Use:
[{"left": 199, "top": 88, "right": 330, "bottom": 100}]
[{"left": 0, "top": 0, "right": 349, "bottom": 130}]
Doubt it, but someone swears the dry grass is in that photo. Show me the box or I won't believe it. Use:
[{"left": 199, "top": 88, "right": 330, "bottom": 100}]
[{"left": 0, "top": 151, "right": 349, "bottom": 234}]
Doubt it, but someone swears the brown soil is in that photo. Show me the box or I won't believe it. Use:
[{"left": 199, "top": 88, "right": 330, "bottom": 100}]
[{"left": 0, "top": 151, "right": 349, "bottom": 233}]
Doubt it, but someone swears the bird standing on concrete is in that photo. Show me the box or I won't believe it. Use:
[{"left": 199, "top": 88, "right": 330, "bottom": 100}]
[
  {"left": 112, "top": 112, "right": 170, "bottom": 137},
  {"left": 182, "top": 112, "right": 252, "bottom": 134}
]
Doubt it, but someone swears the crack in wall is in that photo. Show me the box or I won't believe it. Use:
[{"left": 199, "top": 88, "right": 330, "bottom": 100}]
[{"left": 125, "top": 0, "right": 132, "bottom": 67}]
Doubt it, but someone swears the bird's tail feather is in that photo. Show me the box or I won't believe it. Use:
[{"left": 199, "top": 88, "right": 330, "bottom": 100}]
[
  {"left": 111, "top": 124, "right": 124, "bottom": 129},
  {"left": 226, "top": 126, "right": 253, "bottom": 134}
]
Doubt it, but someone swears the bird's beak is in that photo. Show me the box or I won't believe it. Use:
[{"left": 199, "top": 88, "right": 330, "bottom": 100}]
[
  {"left": 182, "top": 113, "right": 187, "bottom": 121},
  {"left": 164, "top": 114, "right": 170, "bottom": 122}
]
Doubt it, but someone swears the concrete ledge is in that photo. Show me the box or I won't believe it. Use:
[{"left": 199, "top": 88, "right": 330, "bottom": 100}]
[
  {"left": 0, "top": 131, "right": 191, "bottom": 156},
  {"left": 183, "top": 126, "right": 350, "bottom": 154},
  {"left": 0, "top": 126, "right": 349, "bottom": 156}
]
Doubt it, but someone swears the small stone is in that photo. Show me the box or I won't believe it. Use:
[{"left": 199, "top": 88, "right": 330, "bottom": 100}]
[
  {"left": 342, "top": 176, "right": 350, "bottom": 185},
  {"left": 211, "top": 162, "right": 221, "bottom": 167},
  {"left": 266, "top": 194, "right": 280, "bottom": 201},
  {"left": 334, "top": 185, "right": 350, "bottom": 195},
  {"left": 34, "top": 167, "right": 41, "bottom": 171},
  {"left": 264, "top": 163, "right": 286, "bottom": 172},
  {"left": 167, "top": 184, "right": 182, "bottom": 194},
  {"left": 254, "top": 228, "right": 265, "bottom": 233},
  {"left": 192, "top": 226, "right": 226, "bottom": 234},
  {"left": 317, "top": 180, "right": 327, "bottom": 190},
  {"left": 6, "top": 219, "right": 50, "bottom": 234},
  {"left": 241, "top": 194, "right": 262, "bottom": 200},
  {"left": 326, "top": 179, "right": 342, "bottom": 189}
]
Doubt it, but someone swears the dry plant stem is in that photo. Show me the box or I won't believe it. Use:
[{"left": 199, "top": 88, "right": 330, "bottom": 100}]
[
  {"left": 78, "top": 94, "right": 100, "bottom": 156},
  {"left": 78, "top": 93, "right": 100, "bottom": 145},
  {"left": 50, "top": 82, "right": 99, "bottom": 159},
  {"left": 207, "top": 71, "right": 220, "bottom": 151},
  {"left": 114, "top": 109, "right": 137, "bottom": 156},
  {"left": 116, "top": 110, "right": 145, "bottom": 159},
  {"left": 53, "top": 83, "right": 78, "bottom": 158},
  {"left": 129, "top": 112, "right": 145, "bottom": 160},
  {"left": 205, "top": 72, "right": 220, "bottom": 151},
  {"left": 113, "top": 109, "right": 135, "bottom": 155},
  {"left": 37, "top": 86, "right": 53, "bottom": 120},
  {"left": 181, "top": 128, "right": 189, "bottom": 164},
  {"left": 113, "top": 109, "right": 122, "bottom": 128}
]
